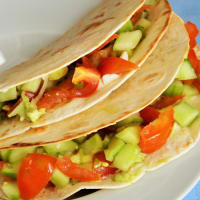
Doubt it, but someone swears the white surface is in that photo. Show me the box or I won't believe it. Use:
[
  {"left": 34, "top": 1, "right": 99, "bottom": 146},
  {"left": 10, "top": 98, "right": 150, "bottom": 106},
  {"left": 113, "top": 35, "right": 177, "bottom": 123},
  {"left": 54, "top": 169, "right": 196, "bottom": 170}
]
[{"left": 0, "top": 0, "right": 199, "bottom": 200}]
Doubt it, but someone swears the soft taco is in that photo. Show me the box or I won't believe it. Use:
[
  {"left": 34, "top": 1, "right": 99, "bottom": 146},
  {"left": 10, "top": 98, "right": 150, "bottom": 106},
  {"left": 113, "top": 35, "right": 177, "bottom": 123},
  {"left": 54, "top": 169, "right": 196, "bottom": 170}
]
[
  {"left": 1, "top": 13, "right": 200, "bottom": 200},
  {"left": 0, "top": 0, "right": 171, "bottom": 138}
]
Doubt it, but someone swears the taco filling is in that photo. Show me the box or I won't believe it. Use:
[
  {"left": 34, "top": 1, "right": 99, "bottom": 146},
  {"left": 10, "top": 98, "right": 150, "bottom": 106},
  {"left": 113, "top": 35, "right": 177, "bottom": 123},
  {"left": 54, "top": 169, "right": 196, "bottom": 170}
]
[
  {"left": 0, "top": 23, "right": 199, "bottom": 199},
  {"left": 0, "top": 5, "right": 156, "bottom": 124}
]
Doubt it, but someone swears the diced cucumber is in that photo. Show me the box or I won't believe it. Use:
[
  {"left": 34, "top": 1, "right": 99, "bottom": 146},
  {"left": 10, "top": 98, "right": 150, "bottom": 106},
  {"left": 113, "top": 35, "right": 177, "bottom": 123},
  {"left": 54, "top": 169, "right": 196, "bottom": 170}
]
[
  {"left": 104, "top": 137, "right": 125, "bottom": 162},
  {"left": 136, "top": 18, "right": 152, "bottom": 30},
  {"left": 44, "top": 140, "right": 78, "bottom": 156},
  {"left": 0, "top": 87, "right": 18, "bottom": 102},
  {"left": 114, "top": 172, "right": 134, "bottom": 183},
  {"left": 117, "top": 20, "right": 134, "bottom": 34},
  {"left": 81, "top": 134, "right": 103, "bottom": 155},
  {"left": 117, "top": 113, "right": 143, "bottom": 127},
  {"left": 48, "top": 67, "right": 68, "bottom": 81},
  {"left": 51, "top": 168, "right": 69, "bottom": 188},
  {"left": 8, "top": 147, "right": 36, "bottom": 163},
  {"left": 164, "top": 80, "right": 184, "bottom": 97},
  {"left": 70, "top": 153, "right": 81, "bottom": 164},
  {"left": 1, "top": 163, "right": 20, "bottom": 179},
  {"left": 113, "top": 30, "right": 142, "bottom": 51},
  {"left": 2, "top": 182, "right": 20, "bottom": 200},
  {"left": 113, "top": 144, "right": 141, "bottom": 171},
  {"left": 116, "top": 126, "right": 140, "bottom": 144},
  {"left": 21, "top": 79, "right": 42, "bottom": 93},
  {"left": 102, "top": 135, "right": 111, "bottom": 149},
  {"left": 176, "top": 59, "right": 197, "bottom": 80},
  {"left": 145, "top": 0, "right": 157, "bottom": 5},
  {"left": 1, "top": 150, "right": 11, "bottom": 161},
  {"left": 183, "top": 84, "right": 199, "bottom": 97},
  {"left": 74, "top": 136, "right": 86, "bottom": 144},
  {"left": 8, "top": 101, "right": 25, "bottom": 121},
  {"left": 174, "top": 101, "right": 199, "bottom": 127},
  {"left": 79, "top": 149, "right": 93, "bottom": 164}
]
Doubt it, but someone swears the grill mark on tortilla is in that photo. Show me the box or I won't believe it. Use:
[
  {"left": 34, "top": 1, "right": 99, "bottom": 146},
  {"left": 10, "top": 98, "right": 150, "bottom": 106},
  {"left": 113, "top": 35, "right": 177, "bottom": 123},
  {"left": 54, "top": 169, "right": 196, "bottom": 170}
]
[
  {"left": 143, "top": 73, "right": 159, "bottom": 81},
  {"left": 11, "top": 142, "right": 41, "bottom": 147},
  {"left": 94, "top": 12, "right": 105, "bottom": 19},
  {"left": 115, "top": 2, "right": 121, "bottom": 7},
  {"left": 51, "top": 44, "right": 71, "bottom": 56}
]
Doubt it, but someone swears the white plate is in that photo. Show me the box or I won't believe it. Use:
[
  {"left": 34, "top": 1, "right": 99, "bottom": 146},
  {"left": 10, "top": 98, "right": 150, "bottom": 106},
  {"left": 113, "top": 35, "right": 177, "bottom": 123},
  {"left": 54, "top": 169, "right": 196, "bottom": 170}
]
[{"left": 0, "top": 1, "right": 199, "bottom": 200}]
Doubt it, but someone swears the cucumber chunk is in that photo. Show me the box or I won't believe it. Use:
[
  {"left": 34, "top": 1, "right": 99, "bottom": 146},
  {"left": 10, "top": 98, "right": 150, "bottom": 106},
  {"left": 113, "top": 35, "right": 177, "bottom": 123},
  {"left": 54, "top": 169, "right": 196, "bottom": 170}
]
[
  {"left": 183, "top": 84, "right": 199, "bottom": 97},
  {"left": 104, "top": 137, "right": 125, "bottom": 162},
  {"left": 21, "top": 79, "right": 42, "bottom": 93},
  {"left": 116, "top": 126, "right": 140, "bottom": 144},
  {"left": 176, "top": 59, "right": 197, "bottom": 80},
  {"left": 113, "top": 144, "right": 141, "bottom": 171},
  {"left": 164, "top": 80, "right": 184, "bottom": 97},
  {"left": 1, "top": 163, "right": 19, "bottom": 179},
  {"left": 174, "top": 101, "right": 199, "bottom": 127},
  {"left": 48, "top": 67, "right": 68, "bottom": 81},
  {"left": 117, "top": 20, "right": 134, "bottom": 34},
  {"left": 117, "top": 113, "right": 143, "bottom": 127},
  {"left": 113, "top": 30, "right": 142, "bottom": 51},
  {"left": 0, "top": 87, "right": 18, "bottom": 102},
  {"left": 1, "top": 150, "right": 11, "bottom": 161},
  {"left": 44, "top": 140, "right": 78, "bottom": 156},
  {"left": 114, "top": 172, "right": 134, "bottom": 183},
  {"left": 136, "top": 18, "right": 152, "bottom": 30},
  {"left": 51, "top": 168, "right": 69, "bottom": 188},
  {"left": 2, "top": 182, "right": 20, "bottom": 200},
  {"left": 8, "top": 147, "right": 36, "bottom": 163}
]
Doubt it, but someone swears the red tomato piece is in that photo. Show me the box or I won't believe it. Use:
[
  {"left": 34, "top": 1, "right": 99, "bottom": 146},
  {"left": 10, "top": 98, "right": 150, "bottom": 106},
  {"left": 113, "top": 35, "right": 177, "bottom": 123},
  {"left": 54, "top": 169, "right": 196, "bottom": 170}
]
[
  {"left": 0, "top": 161, "right": 6, "bottom": 170},
  {"left": 139, "top": 108, "right": 174, "bottom": 154},
  {"left": 188, "top": 48, "right": 200, "bottom": 74},
  {"left": 153, "top": 95, "right": 184, "bottom": 109},
  {"left": 190, "top": 37, "right": 197, "bottom": 48},
  {"left": 82, "top": 57, "right": 95, "bottom": 68},
  {"left": 140, "top": 106, "right": 160, "bottom": 125},
  {"left": 56, "top": 156, "right": 100, "bottom": 182},
  {"left": 185, "top": 22, "right": 199, "bottom": 40},
  {"left": 192, "top": 78, "right": 200, "bottom": 93},
  {"left": 98, "top": 57, "right": 138, "bottom": 75},
  {"left": 17, "top": 153, "right": 57, "bottom": 200}
]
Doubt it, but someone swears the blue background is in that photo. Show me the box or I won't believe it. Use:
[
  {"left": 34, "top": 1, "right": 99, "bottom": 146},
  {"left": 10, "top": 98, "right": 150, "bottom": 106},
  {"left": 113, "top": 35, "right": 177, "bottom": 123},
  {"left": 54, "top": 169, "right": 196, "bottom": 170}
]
[{"left": 168, "top": 0, "right": 200, "bottom": 199}]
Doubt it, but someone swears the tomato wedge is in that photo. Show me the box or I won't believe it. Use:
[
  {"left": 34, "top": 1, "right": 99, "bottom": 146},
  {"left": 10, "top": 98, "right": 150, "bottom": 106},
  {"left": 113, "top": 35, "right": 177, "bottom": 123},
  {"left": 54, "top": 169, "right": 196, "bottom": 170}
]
[
  {"left": 93, "top": 152, "right": 117, "bottom": 178},
  {"left": 98, "top": 57, "right": 138, "bottom": 75},
  {"left": 17, "top": 153, "right": 57, "bottom": 200},
  {"left": 192, "top": 78, "right": 200, "bottom": 93},
  {"left": 140, "top": 106, "right": 160, "bottom": 125},
  {"left": 153, "top": 95, "right": 184, "bottom": 109},
  {"left": 56, "top": 156, "right": 100, "bottom": 182},
  {"left": 188, "top": 48, "right": 200, "bottom": 74},
  {"left": 139, "top": 108, "right": 174, "bottom": 154},
  {"left": 185, "top": 22, "right": 199, "bottom": 48}
]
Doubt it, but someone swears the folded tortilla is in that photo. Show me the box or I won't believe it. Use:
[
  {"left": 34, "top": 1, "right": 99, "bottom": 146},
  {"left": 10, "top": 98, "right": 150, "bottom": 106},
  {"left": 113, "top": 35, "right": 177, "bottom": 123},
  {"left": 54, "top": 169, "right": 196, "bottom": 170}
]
[
  {"left": 0, "top": 0, "right": 171, "bottom": 137},
  {"left": 0, "top": 13, "right": 195, "bottom": 200}
]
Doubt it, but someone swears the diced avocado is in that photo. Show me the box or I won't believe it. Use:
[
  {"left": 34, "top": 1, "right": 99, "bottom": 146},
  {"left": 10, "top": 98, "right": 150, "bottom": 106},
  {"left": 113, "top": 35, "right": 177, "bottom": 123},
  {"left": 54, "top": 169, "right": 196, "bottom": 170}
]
[
  {"left": 113, "top": 30, "right": 142, "bottom": 51},
  {"left": 81, "top": 134, "right": 103, "bottom": 155},
  {"left": 174, "top": 101, "right": 199, "bottom": 127},
  {"left": 117, "top": 113, "right": 143, "bottom": 127},
  {"left": 2, "top": 182, "right": 20, "bottom": 200},
  {"left": 176, "top": 59, "right": 197, "bottom": 80},
  {"left": 117, "top": 20, "right": 134, "bottom": 34},
  {"left": 79, "top": 149, "right": 93, "bottom": 164},
  {"left": 136, "top": 18, "right": 152, "bottom": 30},
  {"left": 44, "top": 140, "right": 78, "bottom": 156},
  {"left": 113, "top": 144, "right": 141, "bottom": 171},
  {"left": 74, "top": 136, "right": 86, "bottom": 144},
  {"left": 113, "top": 172, "right": 134, "bottom": 183},
  {"left": 145, "top": 0, "right": 157, "bottom": 5},
  {"left": 51, "top": 168, "right": 69, "bottom": 188},
  {"left": 104, "top": 137, "right": 125, "bottom": 162},
  {"left": 116, "top": 126, "right": 140, "bottom": 144},
  {"left": 21, "top": 79, "right": 42, "bottom": 93},
  {"left": 48, "top": 67, "right": 68, "bottom": 81},
  {"left": 26, "top": 109, "right": 46, "bottom": 123},
  {"left": 8, "top": 147, "right": 36, "bottom": 163},
  {"left": 8, "top": 101, "right": 26, "bottom": 121},
  {"left": 1, "top": 150, "right": 11, "bottom": 161},
  {"left": 70, "top": 153, "right": 81, "bottom": 164},
  {"left": 170, "top": 122, "right": 181, "bottom": 137},
  {"left": 0, "top": 87, "right": 18, "bottom": 102},
  {"left": 164, "top": 80, "right": 184, "bottom": 97},
  {"left": 102, "top": 135, "right": 111, "bottom": 149},
  {"left": 1, "top": 163, "right": 20, "bottom": 179},
  {"left": 183, "top": 84, "right": 199, "bottom": 97}
]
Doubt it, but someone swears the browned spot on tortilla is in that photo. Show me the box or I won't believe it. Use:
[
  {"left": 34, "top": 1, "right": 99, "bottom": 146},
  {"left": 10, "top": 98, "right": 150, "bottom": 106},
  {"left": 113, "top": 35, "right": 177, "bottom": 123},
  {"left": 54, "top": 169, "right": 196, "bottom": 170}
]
[
  {"left": 1, "top": 130, "right": 9, "bottom": 138},
  {"left": 67, "top": 121, "right": 90, "bottom": 131},
  {"left": 144, "top": 73, "right": 159, "bottom": 81},
  {"left": 79, "top": 17, "right": 114, "bottom": 36},
  {"left": 31, "top": 126, "right": 48, "bottom": 133},
  {"left": 51, "top": 44, "right": 70, "bottom": 56},
  {"left": 11, "top": 142, "right": 41, "bottom": 147},
  {"left": 41, "top": 50, "right": 51, "bottom": 57},
  {"left": 94, "top": 12, "right": 104, "bottom": 19},
  {"left": 115, "top": 2, "right": 121, "bottom": 7}
]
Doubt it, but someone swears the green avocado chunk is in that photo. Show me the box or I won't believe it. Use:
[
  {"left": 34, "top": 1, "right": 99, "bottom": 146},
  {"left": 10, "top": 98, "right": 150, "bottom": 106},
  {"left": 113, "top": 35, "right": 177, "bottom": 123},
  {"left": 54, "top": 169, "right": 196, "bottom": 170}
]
[
  {"left": 183, "top": 84, "right": 199, "bottom": 97},
  {"left": 1, "top": 163, "right": 20, "bottom": 179},
  {"left": 1, "top": 150, "right": 11, "bottom": 161},
  {"left": 117, "top": 113, "right": 143, "bottom": 127},
  {"left": 136, "top": 18, "right": 152, "bottom": 30},
  {"left": 164, "top": 80, "right": 184, "bottom": 97},
  {"left": 117, "top": 20, "right": 134, "bottom": 34},
  {"left": 0, "top": 87, "right": 18, "bottom": 103},
  {"left": 2, "top": 182, "right": 20, "bottom": 200},
  {"left": 21, "top": 79, "right": 41, "bottom": 93},
  {"left": 113, "top": 144, "right": 142, "bottom": 171},
  {"left": 113, "top": 172, "right": 134, "bottom": 183},
  {"left": 48, "top": 67, "right": 68, "bottom": 81},
  {"left": 174, "top": 101, "right": 199, "bottom": 127},
  {"left": 116, "top": 126, "right": 140, "bottom": 144},
  {"left": 51, "top": 168, "right": 70, "bottom": 188},
  {"left": 104, "top": 137, "right": 125, "bottom": 162}
]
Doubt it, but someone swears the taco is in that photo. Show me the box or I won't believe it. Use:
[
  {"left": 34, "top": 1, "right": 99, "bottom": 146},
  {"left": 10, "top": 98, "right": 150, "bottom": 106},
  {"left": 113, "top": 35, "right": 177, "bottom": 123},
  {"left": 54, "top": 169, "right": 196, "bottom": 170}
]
[
  {"left": 1, "top": 13, "right": 199, "bottom": 200},
  {"left": 0, "top": 0, "right": 172, "bottom": 138}
]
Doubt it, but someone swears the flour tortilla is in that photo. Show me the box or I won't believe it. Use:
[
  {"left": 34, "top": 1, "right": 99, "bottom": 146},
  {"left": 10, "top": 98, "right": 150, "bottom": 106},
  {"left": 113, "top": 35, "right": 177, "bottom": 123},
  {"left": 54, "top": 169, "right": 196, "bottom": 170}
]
[
  {"left": 0, "top": 13, "right": 188, "bottom": 148},
  {"left": 0, "top": 0, "right": 172, "bottom": 137}
]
